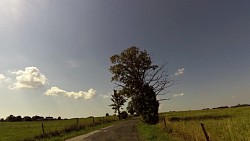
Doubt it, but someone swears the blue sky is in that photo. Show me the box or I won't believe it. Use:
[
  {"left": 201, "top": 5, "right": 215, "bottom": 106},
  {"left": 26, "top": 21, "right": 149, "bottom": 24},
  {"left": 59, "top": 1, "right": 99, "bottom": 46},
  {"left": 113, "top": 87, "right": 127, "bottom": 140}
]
[{"left": 0, "top": 0, "right": 250, "bottom": 119}]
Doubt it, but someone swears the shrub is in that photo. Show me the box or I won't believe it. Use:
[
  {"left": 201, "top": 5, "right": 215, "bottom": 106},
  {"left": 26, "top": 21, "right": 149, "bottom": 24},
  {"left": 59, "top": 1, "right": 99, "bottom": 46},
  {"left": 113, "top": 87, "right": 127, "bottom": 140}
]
[{"left": 120, "top": 111, "right": 128, "bottom": 119}]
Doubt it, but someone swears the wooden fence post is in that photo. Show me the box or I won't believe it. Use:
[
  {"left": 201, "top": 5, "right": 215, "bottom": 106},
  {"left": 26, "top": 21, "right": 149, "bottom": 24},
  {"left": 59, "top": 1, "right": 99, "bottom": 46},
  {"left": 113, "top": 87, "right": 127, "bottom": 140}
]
[
  {"left": 42, "top": 123, "right": 45, "bottom": 134},
  {"left": 92, "top": 117, "right": 95, "bottom": 123},
  {"left": 200, "top": 123, "right": 210, "bottom": 141},
  {"left": 163, "top": 117, "right": 167, "bottom": 128},
  {"left": 76, "top": 118, "right": 79, "bottom": 126}
]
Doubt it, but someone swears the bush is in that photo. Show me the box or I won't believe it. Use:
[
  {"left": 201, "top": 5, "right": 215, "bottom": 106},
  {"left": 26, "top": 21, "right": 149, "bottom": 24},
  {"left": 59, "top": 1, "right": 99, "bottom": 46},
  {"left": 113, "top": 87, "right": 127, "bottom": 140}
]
[{"left": 120, "top": 111, "right": 128, "bottom": 119}]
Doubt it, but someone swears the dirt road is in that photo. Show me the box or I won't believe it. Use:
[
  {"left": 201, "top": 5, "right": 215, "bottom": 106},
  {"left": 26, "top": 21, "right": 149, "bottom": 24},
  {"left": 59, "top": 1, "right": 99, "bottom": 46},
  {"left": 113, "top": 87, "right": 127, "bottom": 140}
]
[{"left": 66, "top": 119, "right": 139, "bottom": 141}]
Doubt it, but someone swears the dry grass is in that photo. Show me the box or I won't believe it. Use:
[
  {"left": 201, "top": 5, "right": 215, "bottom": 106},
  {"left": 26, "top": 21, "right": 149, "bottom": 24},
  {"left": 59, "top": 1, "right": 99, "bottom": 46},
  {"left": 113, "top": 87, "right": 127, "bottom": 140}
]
[{"left": 158, "top": 106, "right": 250, "bottom": 141}]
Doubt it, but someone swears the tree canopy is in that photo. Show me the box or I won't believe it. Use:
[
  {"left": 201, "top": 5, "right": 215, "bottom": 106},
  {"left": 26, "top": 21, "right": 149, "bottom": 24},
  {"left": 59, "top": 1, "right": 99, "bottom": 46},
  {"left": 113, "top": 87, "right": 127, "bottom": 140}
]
[{"left": 109, "top": 47, "right": 172, "bottom": 124}]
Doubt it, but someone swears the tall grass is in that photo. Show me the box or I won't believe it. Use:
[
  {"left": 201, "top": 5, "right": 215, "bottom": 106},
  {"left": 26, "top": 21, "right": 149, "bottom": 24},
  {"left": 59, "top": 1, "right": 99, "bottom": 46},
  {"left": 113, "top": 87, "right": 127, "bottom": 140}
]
[
  {"left": 137, "top": 121, "right": 174, "bottom": 141},
  {"left": 158, "top": 107, "right": 250, "bottom": 141},
  {"left": 137, "top": 107, "right": 250, "bottom": 141}
]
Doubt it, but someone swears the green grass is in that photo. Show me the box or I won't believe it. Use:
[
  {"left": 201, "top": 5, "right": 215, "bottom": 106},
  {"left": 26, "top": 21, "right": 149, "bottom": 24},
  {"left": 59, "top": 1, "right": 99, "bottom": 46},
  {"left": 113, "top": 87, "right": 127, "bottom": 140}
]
[
  {"left": 137, "top": 106, "right": 250, "bottom": 141},
  {"left": 137, "top": 121, "right": 175, "bottom": 141},
  {"left": 0, "top": 116, "right": 118, "bottom": 141},
  {"left": 158, "top": 106, "right": 250, "bottom": 141},
  {"left": 41, "top": 121, "right": 119, "bottom": 141}
]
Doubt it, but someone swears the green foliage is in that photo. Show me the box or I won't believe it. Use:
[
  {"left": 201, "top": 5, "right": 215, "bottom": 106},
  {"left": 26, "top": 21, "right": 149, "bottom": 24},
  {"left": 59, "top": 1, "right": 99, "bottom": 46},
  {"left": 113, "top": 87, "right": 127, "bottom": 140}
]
[
  {"left": 5, "top": 115, "right": 15, "bottom": 122},
  {"left": 133, "top": 84, "right": 159, "bottom": 124},
  {"left": 109, "top": 90, "right": 126, "bottom": 118},
  {"left": 23, "top": 116, "right": 32, "bottom": 121},
  {"left": 109, "top": 47, "right": 157, "bottom": 93},
  {"left": 126, "top": 101, "right": 135, "bottom": 115},
  {"left": 109, "top": 47, "right": 171, "bottom": 124},
  {"left": 137, "top": 121, "right": 174, "bottom": 141},
  {"left": 119, "top": 111, "right": 128, "bottom": 119}
]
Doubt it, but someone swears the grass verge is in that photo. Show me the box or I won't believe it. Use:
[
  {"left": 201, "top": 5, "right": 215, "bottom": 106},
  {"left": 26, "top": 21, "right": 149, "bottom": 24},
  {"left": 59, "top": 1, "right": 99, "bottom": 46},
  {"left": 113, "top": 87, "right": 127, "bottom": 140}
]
[
  {"left": 159, "top": 106, "right": 250, "bottom": 141},
  {"left": 41, "top": 121, "right": 119, "bottom": 141},
  {"left": 137, "top": 121, "right": 175, "bottom": 141}
]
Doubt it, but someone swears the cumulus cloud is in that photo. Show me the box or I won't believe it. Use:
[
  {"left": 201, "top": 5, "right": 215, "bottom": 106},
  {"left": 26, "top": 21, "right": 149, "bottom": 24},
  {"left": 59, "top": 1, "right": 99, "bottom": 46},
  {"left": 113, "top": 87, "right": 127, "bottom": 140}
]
[
  {"left": 0, "top": 74, "right": 5, "bottom": 80},
  {"left": 0, "top": 74, "right": 6, "bottom": 83},
  {"left": 175, "top": 68, "right": 185, "bottom": 76},
  {"left": 11, "top": 67, "right": 47, "bottom": 89},
  {"left": 173, "top": 93, "right": 184, "bottom": 97},
  {"left": 44, "top": 87, "right": 96, "bottom": 100}
]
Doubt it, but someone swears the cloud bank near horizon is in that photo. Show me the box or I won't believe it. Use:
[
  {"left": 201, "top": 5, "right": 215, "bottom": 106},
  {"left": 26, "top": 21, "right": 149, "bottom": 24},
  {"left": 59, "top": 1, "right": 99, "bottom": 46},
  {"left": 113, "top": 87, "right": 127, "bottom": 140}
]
[{"left": 173, "top": 93, "right": 184, "bottom": 97}]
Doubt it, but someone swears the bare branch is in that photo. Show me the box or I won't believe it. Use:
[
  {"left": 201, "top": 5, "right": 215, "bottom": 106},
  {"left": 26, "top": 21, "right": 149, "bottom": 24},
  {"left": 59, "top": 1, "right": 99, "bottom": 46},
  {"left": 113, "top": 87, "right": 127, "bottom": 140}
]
[{"left": 146, "top": 64, "right": 165, "bottom": 84}]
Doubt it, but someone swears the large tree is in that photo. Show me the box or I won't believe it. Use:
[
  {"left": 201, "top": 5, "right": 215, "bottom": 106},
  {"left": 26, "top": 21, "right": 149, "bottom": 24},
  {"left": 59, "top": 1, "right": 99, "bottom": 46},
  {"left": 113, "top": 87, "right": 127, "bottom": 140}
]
[{"left": 109, "top": 47, "right": 172, "bottom": 124}]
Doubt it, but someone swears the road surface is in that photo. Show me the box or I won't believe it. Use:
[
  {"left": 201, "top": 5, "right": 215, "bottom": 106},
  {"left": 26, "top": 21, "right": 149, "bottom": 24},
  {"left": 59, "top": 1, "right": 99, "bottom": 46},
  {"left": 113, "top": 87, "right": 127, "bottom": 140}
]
[{"left": 66, "top": 119, "right": 139, "bottom": 141}]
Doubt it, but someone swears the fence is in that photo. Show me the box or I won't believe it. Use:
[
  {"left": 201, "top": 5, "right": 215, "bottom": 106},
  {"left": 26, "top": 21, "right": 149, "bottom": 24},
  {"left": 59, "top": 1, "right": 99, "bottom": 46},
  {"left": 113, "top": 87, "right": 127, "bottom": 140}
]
[
  {"left": 160, "top": 117, "right": 210, "bottom": 141},
  {"left": 0, "top": 116, "right": 119, "bottom": 141}
]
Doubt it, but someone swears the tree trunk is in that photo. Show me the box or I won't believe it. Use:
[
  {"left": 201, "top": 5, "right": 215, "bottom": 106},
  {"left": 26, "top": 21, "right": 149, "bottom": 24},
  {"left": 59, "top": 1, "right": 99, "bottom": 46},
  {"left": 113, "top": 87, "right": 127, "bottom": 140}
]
[{"left": 118, "top": 109, "right": 121, "bottom": 120}]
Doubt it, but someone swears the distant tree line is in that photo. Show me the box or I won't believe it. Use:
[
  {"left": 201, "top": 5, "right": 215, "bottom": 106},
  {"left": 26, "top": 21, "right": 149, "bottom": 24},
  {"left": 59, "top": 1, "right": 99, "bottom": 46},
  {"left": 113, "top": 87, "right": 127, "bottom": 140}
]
[
  {"left": 202, "top": 104, "right": 250, "bottom": 110},
  {"left": 0, "top": 115, "right": 62, "bottom": 122}
]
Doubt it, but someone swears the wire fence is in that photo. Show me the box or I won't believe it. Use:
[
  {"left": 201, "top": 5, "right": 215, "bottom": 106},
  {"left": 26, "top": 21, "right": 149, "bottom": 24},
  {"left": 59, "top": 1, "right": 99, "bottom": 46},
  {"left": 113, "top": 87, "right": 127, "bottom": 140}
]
[{"left": 0, "top": 116, "right": 118, "bottom": 141}]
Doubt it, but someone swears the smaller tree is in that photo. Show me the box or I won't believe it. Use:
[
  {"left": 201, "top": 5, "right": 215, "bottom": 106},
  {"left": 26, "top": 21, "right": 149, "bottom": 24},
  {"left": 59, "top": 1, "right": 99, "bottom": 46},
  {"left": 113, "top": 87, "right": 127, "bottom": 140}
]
[
  {"left": 16, "top": 116, "right": 22, "bottom": 122},
  {"left": 106, "top": 113, "right": 109, "bottom": 116},
  {"left": 6, "top": 115, "right": 15, "bottom": 122},
  {"left": 23, "top": 116, "right": 32, "bottom": 121},
  {"left": 109, "top": 90, "right": 126, "bottom": 119},
  {"left": 32, "top": 115, "right": 44, "bottom": 121}
]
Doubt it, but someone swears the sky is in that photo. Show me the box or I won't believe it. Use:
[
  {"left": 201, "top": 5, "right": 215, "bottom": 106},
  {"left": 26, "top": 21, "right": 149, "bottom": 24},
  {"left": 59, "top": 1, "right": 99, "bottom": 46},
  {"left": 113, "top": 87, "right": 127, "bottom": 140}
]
[{"left": 0, "top": 0, "right": 250, "bottom": 119}]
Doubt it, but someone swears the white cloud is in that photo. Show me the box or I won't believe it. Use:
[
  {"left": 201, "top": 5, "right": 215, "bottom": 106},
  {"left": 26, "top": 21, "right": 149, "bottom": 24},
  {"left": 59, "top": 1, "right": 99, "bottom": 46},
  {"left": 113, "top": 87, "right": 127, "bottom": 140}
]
[
  {"left": 175, "top": 68, "right": 185, "bottom": 76},
  {"left": 100, "top": 94, "right": 111, "bottom": 99},
  {"left": 173, "top": 93, "right": 184, "bottom": 97},
  {"left": 0, "top": 74, "right": 12, "bottom": 87},
  {"left": 100, "top": 92, "right": 112, "bottom": 99},
  {"left": 11, "top": 67, "right": 47, "bottom": 89},
  {"left": 0, "top": 74, "right": 5, "bottom": 82},
  {"left": 44, "top": 87, "right": 96, "bottom": 100}
]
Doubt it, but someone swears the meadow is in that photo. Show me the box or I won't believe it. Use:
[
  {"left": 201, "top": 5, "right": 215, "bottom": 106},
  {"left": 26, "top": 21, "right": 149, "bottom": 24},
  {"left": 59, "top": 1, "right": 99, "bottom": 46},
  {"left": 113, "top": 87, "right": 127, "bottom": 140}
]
[
  {"left": 0, "top": 116, "right": 118, "bottom": 141},
  {"left": 138, "top": 106, "right": 250, "bottom": 141}
]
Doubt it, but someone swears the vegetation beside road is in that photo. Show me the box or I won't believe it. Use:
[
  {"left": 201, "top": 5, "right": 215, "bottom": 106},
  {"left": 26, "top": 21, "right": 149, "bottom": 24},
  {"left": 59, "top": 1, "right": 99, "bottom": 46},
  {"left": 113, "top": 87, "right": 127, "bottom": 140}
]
[
  {"left": 138, "top": 106, "right": 250, "bottom": 141},
  {"left": 137, "top": 121, "right": 174, "bottom": 141},
  {"left": 0, "top": 116, "right": 118, "bottom": 141}
]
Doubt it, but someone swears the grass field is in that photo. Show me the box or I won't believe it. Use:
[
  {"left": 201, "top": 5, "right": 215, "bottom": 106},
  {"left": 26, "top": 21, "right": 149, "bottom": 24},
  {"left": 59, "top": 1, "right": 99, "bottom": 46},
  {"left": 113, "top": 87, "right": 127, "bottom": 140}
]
[
  {"left": 0, "top": 116, "right": 118, "bottom": 141},
  {"left": 138, "top": 106, "right": 250, "bottom": 141}
]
